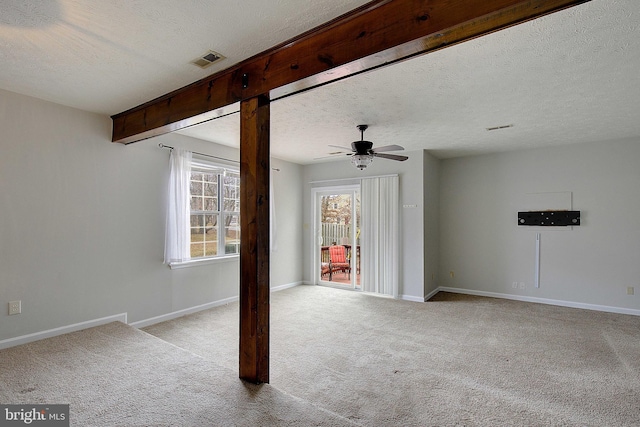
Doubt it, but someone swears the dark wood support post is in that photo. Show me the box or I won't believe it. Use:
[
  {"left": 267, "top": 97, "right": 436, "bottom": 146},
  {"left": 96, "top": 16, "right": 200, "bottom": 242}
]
[{"left": 239, "top": 94, "right": 270, "bottom": 384}]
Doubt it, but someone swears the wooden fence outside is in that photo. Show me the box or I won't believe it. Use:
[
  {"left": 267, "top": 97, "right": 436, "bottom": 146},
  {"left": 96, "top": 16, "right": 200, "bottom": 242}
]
[{"left": 321, "top": 223, "right": 352, "bottom": 246}]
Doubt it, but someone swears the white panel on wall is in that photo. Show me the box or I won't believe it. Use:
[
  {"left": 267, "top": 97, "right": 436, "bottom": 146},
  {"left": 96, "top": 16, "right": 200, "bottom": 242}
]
[{"left": 522, "top": 191, "right": 572, "bottom": 211}]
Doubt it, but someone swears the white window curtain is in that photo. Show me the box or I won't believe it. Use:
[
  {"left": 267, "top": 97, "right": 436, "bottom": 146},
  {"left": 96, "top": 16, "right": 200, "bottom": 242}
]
[
  {"left": 360, "top": 176, "right": 399, "bottom": 298},
  {"left": 164, "top": 148, "right": 192, "bottom": 264}
]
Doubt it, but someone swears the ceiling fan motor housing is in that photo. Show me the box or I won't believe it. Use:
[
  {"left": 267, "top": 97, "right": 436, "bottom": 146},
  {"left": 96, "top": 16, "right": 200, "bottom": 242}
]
[{"left": 352, "top": 140, "right": 373, "bottom": 155}]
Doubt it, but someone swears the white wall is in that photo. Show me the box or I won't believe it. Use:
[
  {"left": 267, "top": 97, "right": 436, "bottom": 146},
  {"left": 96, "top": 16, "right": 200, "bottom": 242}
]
[
  {"left": 439, "top": 138, "right": 640, "bottom": 311},
  {"left": 302, "top": 150, "right": 435, "bottom": 300},
  {"left": 0, "top": 89, "right": 304, "bottom": 341},
  {"left": 423, "top": 150, "right": 440, "bottom": 297},
  {"left": 270, "top": 157, "right": 305, "bottom": 288}
]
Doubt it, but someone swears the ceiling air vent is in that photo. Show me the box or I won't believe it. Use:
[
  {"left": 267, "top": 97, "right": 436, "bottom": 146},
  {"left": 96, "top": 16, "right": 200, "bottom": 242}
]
[{"left": 192, "top": 50, "right": 225, "bottom": 69}]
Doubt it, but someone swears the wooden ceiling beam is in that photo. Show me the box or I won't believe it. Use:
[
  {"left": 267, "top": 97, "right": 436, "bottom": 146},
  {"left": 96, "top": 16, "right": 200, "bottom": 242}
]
[{"left": 111, "top": 0, "right": 589, "bottom": 144}]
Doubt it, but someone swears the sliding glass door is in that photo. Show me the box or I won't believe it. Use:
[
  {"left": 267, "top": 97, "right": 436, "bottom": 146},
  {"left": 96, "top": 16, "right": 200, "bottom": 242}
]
[{"left": 313, "top": 186, "right": 360, "bottom": 289}]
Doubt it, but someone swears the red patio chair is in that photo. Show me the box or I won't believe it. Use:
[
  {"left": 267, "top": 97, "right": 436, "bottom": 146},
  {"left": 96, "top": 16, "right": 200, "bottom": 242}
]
[{"left": 328, "top": 245, "right": 351, "bottom": 280}]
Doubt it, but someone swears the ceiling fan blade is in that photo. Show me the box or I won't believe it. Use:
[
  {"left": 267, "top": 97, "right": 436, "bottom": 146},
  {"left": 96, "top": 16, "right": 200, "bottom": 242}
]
[
  {"left": 374, "top": 153, "right": 408, "bottom": 161},
  {"left": 372, "top": 144, "right": 404, "bottom": 153},
  {"left": 328, "top": 144, "right": 354, "bottom": 152}
]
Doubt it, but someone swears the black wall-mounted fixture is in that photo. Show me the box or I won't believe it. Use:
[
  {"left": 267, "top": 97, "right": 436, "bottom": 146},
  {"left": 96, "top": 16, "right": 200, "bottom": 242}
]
[{"left": 518, "top": 211, "right": 580, "bottom": 226}]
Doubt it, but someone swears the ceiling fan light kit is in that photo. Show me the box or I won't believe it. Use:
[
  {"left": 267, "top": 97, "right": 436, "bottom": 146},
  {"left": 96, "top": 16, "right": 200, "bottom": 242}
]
[{"left": 351, "top": 153, "right": 374, "bottom": 170}]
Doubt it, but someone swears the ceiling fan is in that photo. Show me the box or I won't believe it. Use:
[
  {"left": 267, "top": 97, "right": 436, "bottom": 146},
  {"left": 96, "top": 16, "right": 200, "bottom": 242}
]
[{"left": 328, "top": 125, "right": 408, "bottom": 170}]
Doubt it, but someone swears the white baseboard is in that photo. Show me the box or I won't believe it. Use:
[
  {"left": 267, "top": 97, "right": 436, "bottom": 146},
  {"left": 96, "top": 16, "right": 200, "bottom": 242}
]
[
  {"left": 130, "top": 297, "right": 238, "bottom": 329},
  {"left": 423, "top": 287, "right": 441, "bottom": 302},
  {"left": 0, "top": 313, "right": 128, "bottom": 350},
  {"left": 131, "top": 282, "right": 304, "bottom": 329},
  {"left": 11, "top": 284, "right": 631, "bottom": 350},
  {"left": 400, "top": 294, "right": 425, "bottom": 303},
  {"left": 271, "top": 281, "right": 304, "bottom": 292},
  {"left": 436, "top": 287, "right": 640, "bottom": 317}
]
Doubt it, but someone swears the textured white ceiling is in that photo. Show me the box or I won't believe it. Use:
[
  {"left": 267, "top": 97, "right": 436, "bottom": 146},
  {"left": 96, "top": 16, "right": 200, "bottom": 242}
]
[
  {"left": 0, "top": 0, "right": 371, "bottom": 114},
  {"left": 1, "top": 0, "right": 639, "bottom": 163}
]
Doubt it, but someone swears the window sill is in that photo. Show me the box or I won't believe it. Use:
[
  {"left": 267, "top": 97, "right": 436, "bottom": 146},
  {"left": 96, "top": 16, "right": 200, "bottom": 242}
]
[{"left": 168, "top": 255, "right": 239, "bottom": 270}]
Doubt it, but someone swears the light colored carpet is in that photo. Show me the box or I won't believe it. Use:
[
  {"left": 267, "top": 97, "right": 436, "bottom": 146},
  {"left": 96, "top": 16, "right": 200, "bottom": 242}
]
[
  {"left": 144, "top": 286, "right": 640, "bottom": 426},
  {"left": 0, "top": 321, "right": 355, "bottom": 426},
  {"left": 2, "top": 286, "right": 639, "bottom": 426}
]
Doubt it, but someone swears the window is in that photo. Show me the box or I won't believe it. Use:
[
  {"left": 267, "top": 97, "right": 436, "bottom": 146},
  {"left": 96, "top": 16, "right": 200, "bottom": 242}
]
[
  {"left": 189, "top": 161, "right": 240, "bottom": 259},
  {"left": 164, "top": 149, "right": 244, "bottom": 267}
]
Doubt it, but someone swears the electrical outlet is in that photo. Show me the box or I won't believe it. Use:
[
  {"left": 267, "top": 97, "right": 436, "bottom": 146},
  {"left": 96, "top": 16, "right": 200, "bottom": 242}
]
[
  {"left": 8, "top": 300, "right": 21, "bottom": 315},
  {"left": 627, "top": 287, "right": 635, "bottom": 296},
  {"left": 449, "top": 271, "right": 455, "bottom": 279},
  {"left": 512, "top": 282, "right": 518, "bottom": 289},
  {"left": 519, "top": 282, "right": 525, "bottom": 290}
]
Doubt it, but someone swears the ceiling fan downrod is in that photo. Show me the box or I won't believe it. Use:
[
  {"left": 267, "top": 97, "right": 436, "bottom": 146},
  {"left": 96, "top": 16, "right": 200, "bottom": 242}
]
[{"left": 357, "top": 124, "right": 368, "bottom": 140}]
